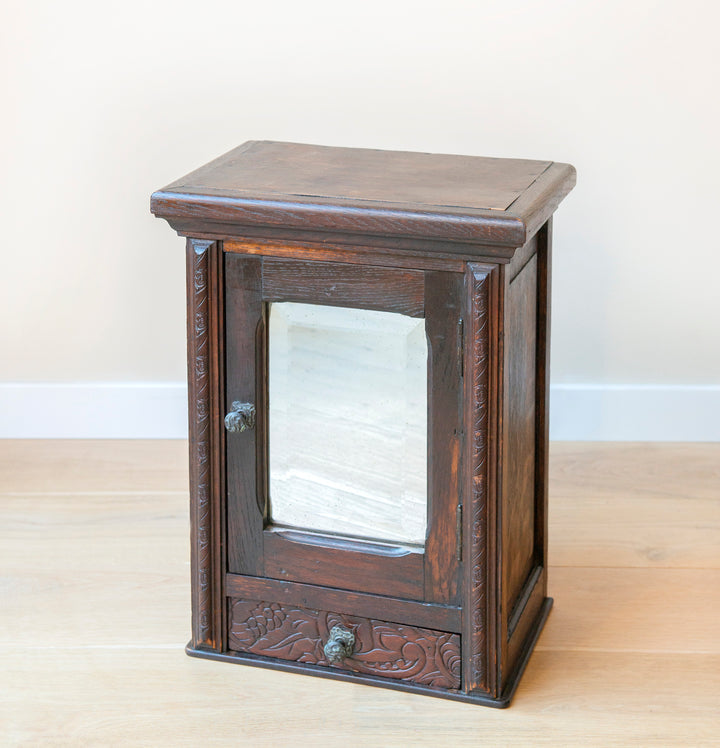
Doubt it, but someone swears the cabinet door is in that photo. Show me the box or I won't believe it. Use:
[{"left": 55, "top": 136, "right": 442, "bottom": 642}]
[{"left": 225, "top": 253, "right": 463, "bottom": 605}]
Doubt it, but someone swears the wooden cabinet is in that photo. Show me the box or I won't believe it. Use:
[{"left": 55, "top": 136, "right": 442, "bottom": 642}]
[{"left": 151, "top": 141, "right": 575, "bottom": 707}]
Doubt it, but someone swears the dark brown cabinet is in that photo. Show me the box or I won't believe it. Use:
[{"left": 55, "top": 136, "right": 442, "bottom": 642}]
[{"left": 151, "top": 141, "right": 575, "bottom": 707}]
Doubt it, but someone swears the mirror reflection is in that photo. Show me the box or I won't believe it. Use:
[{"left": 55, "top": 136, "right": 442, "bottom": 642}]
[{"left": 268, "top": 302, "right": 428, "bottom": 546}]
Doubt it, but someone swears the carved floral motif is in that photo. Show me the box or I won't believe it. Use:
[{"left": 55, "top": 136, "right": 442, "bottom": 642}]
[{"left": 229, "top": 599, "right": 461, "bottom": 690}]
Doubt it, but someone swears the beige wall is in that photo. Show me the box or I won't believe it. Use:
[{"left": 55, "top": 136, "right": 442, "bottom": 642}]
[{"left": 2, "top": 1, "right": 719, "bottom": 392}]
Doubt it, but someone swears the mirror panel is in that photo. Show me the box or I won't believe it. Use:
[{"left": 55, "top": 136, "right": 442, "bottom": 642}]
[{"left": 268, "top": 302, "right": 428, "bottom": 546}]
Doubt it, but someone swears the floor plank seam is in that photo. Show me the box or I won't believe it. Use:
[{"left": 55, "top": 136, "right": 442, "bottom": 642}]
[
  {"left": 0, "top": 491, "right": 190, "bottom": 497},
  {"left": 548, "top": 565, "right": 720, "bottom": 571},
  {"left": 534, "top": 646, "right": 720, "bottom": 655},
  {"left": 0, "top": 644, "right": 187, "bottom": 651}
]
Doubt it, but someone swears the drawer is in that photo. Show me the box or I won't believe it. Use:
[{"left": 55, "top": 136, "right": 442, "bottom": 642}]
[{"left": 228, "top": 598, "right": 461, "bottom": 690}]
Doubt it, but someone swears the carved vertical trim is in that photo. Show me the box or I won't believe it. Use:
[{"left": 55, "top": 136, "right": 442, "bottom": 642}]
[
  {"left": 187, "top": 238, "right": 215, "bottom": 648},
  {"left": 462, "top": 262, "right": 499, "bottom": 696}
]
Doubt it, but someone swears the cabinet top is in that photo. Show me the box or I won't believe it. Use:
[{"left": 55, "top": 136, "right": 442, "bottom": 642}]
[{"left": 151, "top": 141, "right": 575, "bottom": 252}]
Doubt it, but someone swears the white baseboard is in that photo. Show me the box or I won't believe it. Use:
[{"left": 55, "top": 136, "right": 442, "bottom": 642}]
[
  {"left": 550, "top": 384, "right": 720, "bottom": 441},
  {"left": 0, "top": 382, "right": 718, "bottom": 441},
  {"left": 0, "top": 383, "right": 188, "bottom": 439}
]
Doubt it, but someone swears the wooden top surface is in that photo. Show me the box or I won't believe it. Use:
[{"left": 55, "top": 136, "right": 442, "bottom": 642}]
[
  {"left": 159, "top": 141, "right": 551, "bottom": 211},
  {"left": 151, "top": 141, "right": 576, "bottom": 250}
]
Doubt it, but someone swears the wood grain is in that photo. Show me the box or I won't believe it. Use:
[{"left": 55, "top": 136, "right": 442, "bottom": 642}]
[
  {"left": 549, "top": 441, "right": 720, "bottom": 501},
  {"left": 166, "top": 220, "right": 523, "bottom": 264},
  {"left": 152, "top": 192, "right": 529, "bottom": 247},
  {"left": 225, "top": 238, "right": 468, "bottom": 273},
  {"left": 541, "top": 567, "right": 720, "bottom": 654},
  {"left": 423, "top": 271, "right": 464, "bottom": 604},
  {"left": 262, "top": 256, "right": 425, "bottom": 316},
  {"left": 1, "top": 439, "right": 718, "bottom": 745},
  {"left": 0, "top": 439, "right": 188, "bottom": 494},
  {"left": 151, "top": 140, "right": 576, "bottom": 249},
  {"left": 2, "top": 649, "right": 716, "bottom": 746},
  {"left": 549, "top": 492, "right": 720, "bottom": 569},
  {"left": 549, "top": 442, "right": 720, "bottom": 569},
  {"left": 224, "top": 253, "right": 264, "bottom": 577},
  {"left": 161, "top": 141, "right": 551, "bottom": 211},
  {"left": 263, "top": 530, "right": 424, "bottom": 599},
  {"left": 225, "top": 574, "right": 461, "bottom": 632},
  {"left": 0, "top": 491, "right": 190, "bottom": 648},
  {"left": 225, "top": 257, "right": 475, "bottom": 616},
  {"left": 505, "top": 161, "right": 576, "bottom": 242},
  {"left": 502, "top": 254, "right": 538, "bottom": 616},
  {"left": 154, "top": 144, "right": 574, "bottom": 695}
]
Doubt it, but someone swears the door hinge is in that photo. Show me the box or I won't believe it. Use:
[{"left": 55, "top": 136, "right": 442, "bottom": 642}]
[
  {"left": 456, "top": 503, "right": 463, "bottom": 562},
  {"left": 457, "top": 318, "right": 464, "bottom": 377}
]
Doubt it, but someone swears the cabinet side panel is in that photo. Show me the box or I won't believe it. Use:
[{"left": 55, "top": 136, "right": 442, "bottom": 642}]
[
  {"left": 502, "top": 254, "right": 538, "bottom": 623},
  {"left": 501, "top": 220, "right": 553, "bottom": 689}
]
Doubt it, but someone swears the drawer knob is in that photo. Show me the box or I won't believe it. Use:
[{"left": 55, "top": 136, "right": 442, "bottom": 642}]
[
  {"left": 323, "top": 625, "right": 355, "bottom": 663},
  {"left": 224, "top": 402, "right": 256, "bottom": 433}
]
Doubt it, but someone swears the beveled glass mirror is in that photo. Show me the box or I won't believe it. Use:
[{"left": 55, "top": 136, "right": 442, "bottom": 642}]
[{"left": 268, "top": 302, "right": 428, "bottom": 546}]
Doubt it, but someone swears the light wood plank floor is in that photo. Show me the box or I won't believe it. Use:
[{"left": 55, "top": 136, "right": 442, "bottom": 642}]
[{"left": 1, "top": 441, "right": 718, "bottom": 746}]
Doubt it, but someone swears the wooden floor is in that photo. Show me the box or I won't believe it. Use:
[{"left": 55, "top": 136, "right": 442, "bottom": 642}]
[{"left": 1, "top": 441, "right": 718, "bottom": 746}]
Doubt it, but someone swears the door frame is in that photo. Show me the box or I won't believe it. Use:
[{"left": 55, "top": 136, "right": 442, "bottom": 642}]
[{"left": 225, "top": 252, "right": 464, "bottom": 604}]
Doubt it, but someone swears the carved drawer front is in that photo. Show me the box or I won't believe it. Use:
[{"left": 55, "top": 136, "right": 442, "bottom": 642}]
[{"left": 228, "top": 598, "right": 461, "bottom": 690}]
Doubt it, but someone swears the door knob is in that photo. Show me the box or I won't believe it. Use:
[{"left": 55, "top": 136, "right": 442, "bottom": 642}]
[
  {"left": 224, "top": 402, "right": 256, "bottom": 433},
  {"left": 323, "top": 625, "right": 355, "bottom": 663}
]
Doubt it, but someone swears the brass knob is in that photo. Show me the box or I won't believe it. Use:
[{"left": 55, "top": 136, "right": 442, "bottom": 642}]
[
  {"left": 323, "top": 625, "right": 355, "bottom": 663},
  {"left": 224, "top": 402, "right": 256, "bottom": 433}
]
